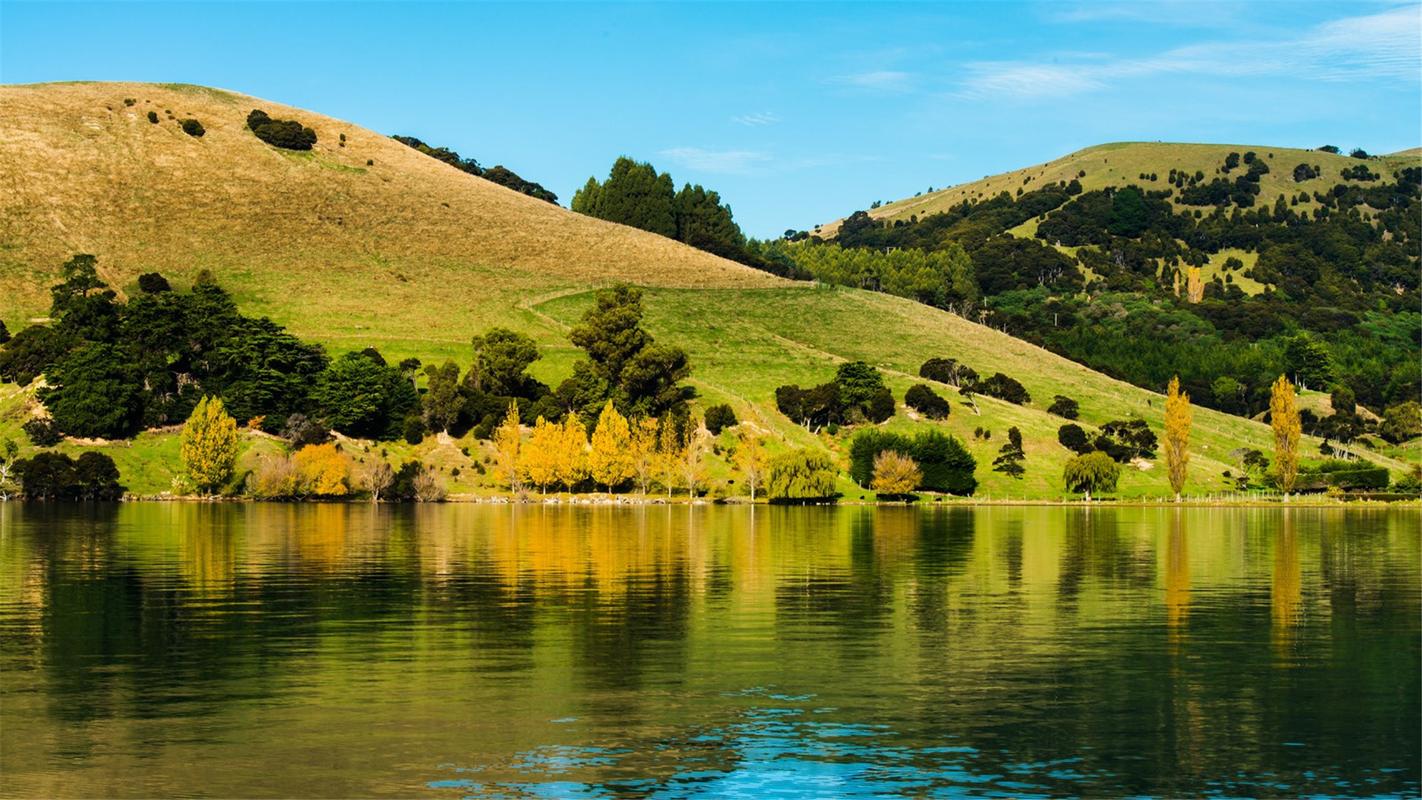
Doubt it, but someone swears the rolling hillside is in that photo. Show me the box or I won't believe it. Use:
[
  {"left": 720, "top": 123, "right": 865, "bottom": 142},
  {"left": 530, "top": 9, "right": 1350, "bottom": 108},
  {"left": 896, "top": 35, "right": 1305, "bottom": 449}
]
[
  {"left": 815, "top": 141, "right": 1418, "bottom": 236},
  {"left": 0, "top": 83, "right": 1411, "bottom": 498}
]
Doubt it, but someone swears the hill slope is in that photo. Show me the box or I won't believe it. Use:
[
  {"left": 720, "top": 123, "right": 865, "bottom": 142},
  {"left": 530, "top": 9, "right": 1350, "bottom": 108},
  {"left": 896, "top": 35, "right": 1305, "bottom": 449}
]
[
  {"left": 816, "top": 141, "right": 1418, "bottom": 235},
  {"left": 0, "top": 83, "right": 1410, "bottom": 498}
]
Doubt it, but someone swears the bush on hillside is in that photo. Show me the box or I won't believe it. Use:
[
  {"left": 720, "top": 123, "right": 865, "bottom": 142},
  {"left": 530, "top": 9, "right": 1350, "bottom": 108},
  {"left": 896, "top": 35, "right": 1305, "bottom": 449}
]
[
  {"left": 137, "top": 272, "right": 172, "bottom": 294},
  {"left": 849, "top": 429, "right": 976, "bottom": 495},
  {"left": 23, "top": 418, "right": 63, "bottom": 447},
  {"left": 1057, "top": 423, "right": 1092, "bottom": 454},
  {"left": 180, "top": 118, "right": 205, "bottom": 138},
  {"left": 704, "top": 403, "right": 737, "bottom": 435},
  {"left": 1047, "top": 395, "right": 1079, "bottom": 419},
  {"left": 973, "top": 372, "right": 1031, "bottom": 405},
  {"left": 247, "top": 109, "right": 317, "bottom": 151},
  {"left": 919, "top": 357, "right": 977, "bottom": 388},
  {"left": 147, "top": 111, "right": 159, "bottom": 124},
  {"left": 904, "top": 384, "right": 949, "bottom": 419}
]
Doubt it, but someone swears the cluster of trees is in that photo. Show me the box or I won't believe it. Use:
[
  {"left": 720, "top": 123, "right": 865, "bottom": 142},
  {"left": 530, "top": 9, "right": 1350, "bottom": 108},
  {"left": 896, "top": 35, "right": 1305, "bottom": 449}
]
[
  {"left": 391, "top": 135, "right": 558, "bottom": 203},
  {"left": 775, "top": 361, "right": 895, "bottom": 429},
  {"left": 571, "top": 157, "right": 769, "bottom": 269},
  {"left": 4, "top": 450, "right": 123, "bottom": 500},
  {"left": 247, "top": 109, "right": 317, "bottom": 150},
  {"left": 747, "top": 240, "right": 977, "bottom": 311},
  {"left": 848, "top": 429, "right": 978, "bottom": 496},
  {"left": 917, "top": 357, "right": 1030, "bottom": 406},
  {"left": 1056, "top": 417, "right": 1158, "bottom": 463}
]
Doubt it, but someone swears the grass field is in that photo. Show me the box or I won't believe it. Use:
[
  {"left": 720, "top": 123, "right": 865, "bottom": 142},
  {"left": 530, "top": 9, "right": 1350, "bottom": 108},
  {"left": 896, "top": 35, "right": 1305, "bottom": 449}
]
[{"left": 0, "top": 83, "right": 1414, "bottom": 500}]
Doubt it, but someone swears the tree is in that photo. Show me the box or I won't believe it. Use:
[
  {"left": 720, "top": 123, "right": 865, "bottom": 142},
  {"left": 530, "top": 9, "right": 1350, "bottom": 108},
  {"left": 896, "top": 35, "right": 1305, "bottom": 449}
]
[
  {"left": 312, "top": 351, "right": 418, "bottom": 439},
  {"left": 1058, "top": 423, "right": 1092, "bottom": 454},
  {"left": 1284, "top": 334, "right": 1333, "bottom": 391},
  {"left": 992, "top": 426, "right": 1026, "bottom": 479},
  {"left": 493, "top": 402, "right": 523, "bottom": 492},
  {"left": 358, "top": 458, "right": 394, "bottom": 502},
  {"left": 468, "top": 328, "right": 542, "bottom": 397},
  {"left": 293, "top": 443, "right": 350, "bottom": 496},
  {"left": 704, "top": 403, "right": 738, "bottom": 435},
  {"left": 1379, "top": 401, "right": 1422, "bottom": 444},
  {"left": 521, "top": 416, "right": 561, "bottom": 494},
  {"left": 0, "top": 438, "right": 19, "bottom": 500},
  {"left": 905, "top": 384, "right": 950, "bottom": 419},
  {"left": 14, "top": 451, "right": 122, "bottom": 500},
  {"left": 657, "top": 415, "right": 682, "bottom": 498},
  {"left": 733, "top": 429, "right": 768, "bottom": 502},
  {"left": 180, "top": 395, "right": 239, "bottom": 494},
  {"left": 39, "top": 344, "right": 144, "bottom": 439},
  {"left": 588, "top": 401, "right": 633, "bottom": 493},
  {"left": 1329, "top": 385, "right": 1356, "bottom": 416},
  {"left": 561, "top": 286, "right": 691, "bottom": 420},
  {"left": 872, "top": 451, "right": 921, "bottom": 496},
  {"left": 0, "top": 324, "right": 76, "bottom": 386},
  {"left": 1047, "top": 395, "right": 1079, "bottom": 419},
  {"left": 423, "top": 360, "right": 462, "bottom": 433},
  {"left": 1163, "top": 376, "right": 1192, "bottom": 500},
  {"left": 1270, "top": 375, "right": 1301, "bottom": 494},
  {"left": 679, "top": 415, "right": 712, "bottom": 498},
  {"left": 766, "top": 451, "right": 838, "bottom": 503},
  {"left": 554, "top": 414, "right": 588, "bottom": 492},
  {"left": 1063, "top": 452, "right": 1121, "bottom": 501},
  {"left": 571, "top": 157, "right": 677, "bottom": 238},
  {"left": 629, "top": 417, "right": 660, "bottom": 495}
]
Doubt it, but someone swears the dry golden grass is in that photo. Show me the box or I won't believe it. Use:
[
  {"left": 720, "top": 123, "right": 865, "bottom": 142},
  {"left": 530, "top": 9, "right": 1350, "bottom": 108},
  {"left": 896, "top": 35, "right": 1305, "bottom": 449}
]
[{"left": 0, "top": 81, "right": 782, "bottom": 337}]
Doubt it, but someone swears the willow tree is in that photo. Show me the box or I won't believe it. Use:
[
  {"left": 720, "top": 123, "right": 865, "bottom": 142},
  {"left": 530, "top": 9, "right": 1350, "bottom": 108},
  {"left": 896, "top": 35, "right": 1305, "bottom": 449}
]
[
  {"left": 1164, "top": 376, "right": 1192, "bottom": 501},
  {"left": 180, "top": 395, "right": 238, "bottom": 495},
  {"left": 1270, "top": 375, "right": 1301, "bottom": 494}
]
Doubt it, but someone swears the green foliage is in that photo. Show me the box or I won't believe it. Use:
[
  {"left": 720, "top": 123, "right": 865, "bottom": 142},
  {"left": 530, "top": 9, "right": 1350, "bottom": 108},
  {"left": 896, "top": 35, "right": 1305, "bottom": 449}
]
[
  {"left": 973, "top": 372, "right": 1031, "bottom": 405},
  {"left": 573, "top": 157, "right": 676, "bottom": 237},
  {"left": 246, "top": 109, "right": 317, "bottom": 151},
  {"left": 22, "top": 418, "right": 62, "bottom": 447},
  {"left": 1063, "top": 451, "right": 1121, "bottom": 497},
  {"left": 391, "top": 135, "right": 558, "bottom": 203},
  {"left": 39, "top": 343, "right": 145, "bottom": 438},
  {"left": 704, "top": 403, "right": 737, "bottom": 435},
  {"left": 422, "top": 360, "right": 462, "bottom": 433},
  {"left": 1379, "top": 401, "right": 1422, "bottom": 444},
  {"left": 992, "top": 426, "right": 1026, "bottom": 479},
  {"left": 403, "top": 416, "right": 425, "bottom": 445},
  {"left": 919, "top": 357, "right": 977, "bottom": 388},
  {"left": 1095, "top": 418, "right": 1158, "bottom": 462},
  {"left": 180, "top": 118, "right": 205, "bottom": 137},
  {"left": 848, "top": 428, "right": 977, "bottom": 495},
  {"left": 1047, "top": 395, "right": 1079, "bottom": 419},
  {"left": 559, "top": 286, "right": 692, "bottom": 421},
  {"left": 311, "top": 350, "right": 418, "bottom": 439},
  {"left": 0, "top": 324, "right": 76, "bottom": 385},
  {"left": 0, "top": 319, "right": 8, "bottom": 345},
  {"left": 14, "top": 451, "right": 124, "bottom": 500},
  {"left": 147, "top": 111, "right": 158, "bottom": 124},
  {"left": 904, "top": 384, "right": 949, "bottom": 419},
  {"left": 750, "top": 240, "right": 978, "bottom": 310},
  {"left": 1057, "top": 423, "right": 1091, "bottom": 454},
  {"left": 1329, "top": 385, "right": 1356, "bottom": 416},
  {"left": 137, "top": 272, "right": 172, "bottom": 294},
  {"left": 1284, "top": 334, "right": 1334, "bottom": 391},
  {"left": 180, "top": 395, "right": 239, "bottom": 493},
  {"left": 765, "top": 450, "right": 838, "bottom": 503}
]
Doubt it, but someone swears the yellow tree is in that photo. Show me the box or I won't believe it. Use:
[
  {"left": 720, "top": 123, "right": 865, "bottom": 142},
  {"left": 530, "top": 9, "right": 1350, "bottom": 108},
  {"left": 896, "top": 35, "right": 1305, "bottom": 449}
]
[
  {"left": 628, "top": 417, "right": 660, "bottom": 495},
  {"left": 1270, "top": 374, "right": 1301, "bottom": 494},
  {"left": 1163, "top": 375, "right": 1192, "bottom": 501},
  {"left": 180, "top": 395, "right": 239, "bottom": 495},
  {"left": 680, "top": 415, "right": 711, "bottom": 499},
  {"left": 734, "top": 428, "right": 768, "bottom": 502},
  {"left": 656, "top": 416, "right": 681, "bottom": 498},
  {"left": 555, "top": 414, "right": 589, "bottom": 492},
  {"left": 1186, "top": 266, "right": 1204, "bottom": 303},
  {"left": 293, "top": 442, "right": 351, "bottom": 496},
  {"left": 871, "top": 450, "right": 921, "bottom": 496},
  {"left": 493, "top": 402, "right": 523, "bottom": 492},
  {"left": 588, "top": 401, "right": 634, "bottom": 494},
  {"left": 521, "top": 416, "right": 560, "bottom": 495}
]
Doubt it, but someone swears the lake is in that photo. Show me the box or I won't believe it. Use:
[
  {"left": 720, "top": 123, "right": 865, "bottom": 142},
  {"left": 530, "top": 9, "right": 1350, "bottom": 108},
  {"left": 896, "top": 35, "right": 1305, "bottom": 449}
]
[{"left": 0, "top": 504, "right": 1417, "bottom": 798}]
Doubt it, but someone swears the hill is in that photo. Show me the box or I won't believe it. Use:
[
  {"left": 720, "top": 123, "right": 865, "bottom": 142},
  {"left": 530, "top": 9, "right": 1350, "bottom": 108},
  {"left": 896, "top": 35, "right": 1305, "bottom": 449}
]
[
  {"left": 0, "top": 83, "right": 1412, "bottom": 499},
  {"left": 815, "top": 141, "right": 1418, "bottom": 235}
]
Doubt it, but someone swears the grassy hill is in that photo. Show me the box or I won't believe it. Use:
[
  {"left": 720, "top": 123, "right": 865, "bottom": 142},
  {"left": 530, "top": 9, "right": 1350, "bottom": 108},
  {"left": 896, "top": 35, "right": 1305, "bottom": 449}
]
[
  {"left": 815, "top": 141, "right": 1418, "bottom": 237},
  {"left": 0, "top": 83, "right": 1412, "bottom": 499}
]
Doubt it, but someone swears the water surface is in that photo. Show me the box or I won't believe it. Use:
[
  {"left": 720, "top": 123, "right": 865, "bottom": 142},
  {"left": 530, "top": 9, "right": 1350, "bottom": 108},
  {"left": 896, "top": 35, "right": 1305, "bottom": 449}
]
[{"left": 1, "top": 504, "right": 1417, "bottom": 798}]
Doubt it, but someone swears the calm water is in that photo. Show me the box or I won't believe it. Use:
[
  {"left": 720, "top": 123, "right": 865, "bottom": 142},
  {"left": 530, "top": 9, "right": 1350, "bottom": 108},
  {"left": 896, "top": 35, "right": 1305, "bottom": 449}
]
[{"left": 0, "top": 504, "right": 1417, "bottom": 798}]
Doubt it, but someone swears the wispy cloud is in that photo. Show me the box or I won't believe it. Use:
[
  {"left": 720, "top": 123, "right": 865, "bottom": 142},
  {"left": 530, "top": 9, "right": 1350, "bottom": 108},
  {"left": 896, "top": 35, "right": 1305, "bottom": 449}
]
[
  {"left": 732, "top": 111, "right": 781, "bottom": 127},
  {"left": 1044, "top": 0, "right": 1247, "bottom": 27},
  {"left": 958, "top": 5, "right": 1421, "bottom": 99},
  {"left": 834, "top": 70, "right": 913, "bottom": 91},
  {"left": 659, "top": 147, "right": 771, "bottom": 175}
]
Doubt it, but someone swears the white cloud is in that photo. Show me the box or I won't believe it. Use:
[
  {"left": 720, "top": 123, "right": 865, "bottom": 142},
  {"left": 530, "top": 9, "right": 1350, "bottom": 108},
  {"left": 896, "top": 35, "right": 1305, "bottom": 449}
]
[
  {"left": 658, "top": 147, "right": 771, "bottom": 175},
  {"left": 958, "top": 5, "right": 1421, "bottom": 99},
  {"left": 835, "top": 70, "right": 913, "bottom": 91},
  {"left": 732, "top": 111, "right": 781, "bottom": 127}
]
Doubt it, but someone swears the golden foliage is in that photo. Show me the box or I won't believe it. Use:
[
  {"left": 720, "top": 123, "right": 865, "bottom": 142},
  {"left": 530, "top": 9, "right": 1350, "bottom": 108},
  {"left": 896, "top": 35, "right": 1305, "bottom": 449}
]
[
  {"left": 588, "top": 401, "right": 634, "bottom": 492},
  {"left": 1185, "top": 266, "right": 1204, "bottom": 304},
  {"left": 555, "top": 414, "right": 589, "bottom": 491},
  {"left": 521, "top": 416, "right": 561, "bottom": 494},
  {"left": 679, "top": 415, "right": 712, "bottom": 498},
  {"left": 293, "top": 443, "right": 350, "bottom": 496},
  {"left": 629, "top": 417, "right": 660, "bottom": 495},
  {"left": 493, "top": 402, "right": 523, "bottom": 491},
  {"left": 180, "top": 395, "right": 239, "bottom": 494},
  {"left": 1269, "top": 375, "right": 1301, "bottom": 493},
  {"left": 1163, "top": 375, "right": 1192, "bottom": 500},
  {"left": 247, "top": 453, "right": 299, "bottom": 499},
  {"left": 871, "top": 450, "right": 921, "bottom": 495},
  {"left": 733, "top": 429, "right": 769, "bottom": 502},
  {"left": 656, "top": 417, "right": 681, "bottom": 497}
]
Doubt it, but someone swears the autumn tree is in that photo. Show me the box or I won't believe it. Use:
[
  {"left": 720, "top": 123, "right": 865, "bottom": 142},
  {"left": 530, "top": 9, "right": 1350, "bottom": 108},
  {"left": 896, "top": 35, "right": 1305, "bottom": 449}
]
[
  {"left": 629, "top": 417, "right": 660, "bottom": 495},
  {"left": 180, "top": 395, "right": 239, "bottom": 494},
  {"left": 554, "top": 414, "right": 589, "bottom": 492},
  {"left": 1163, "top": 376, "right": 1192, "bottom": 501},
  {"left": 679, "top": 415, "right": 711, "bottom": 498},
  {"left": 657, "top": 416, "right": 682, "bottom": 498},
  {"left": 521, "top": 416, "right": 561, "bottom": 495},
  {"left": 871, "top": 450, "right": 921, "bottom": 497},
  {"left": 493, "top": 402, "right": 523, "bottom": 492},
  {"left": 588, "top": 401, "right": 634, "bottom": 493},
  {"left": 1270, "top": 375, "right": 1301, "bottom": 494},
  {"left": 293, "top": 443, "right": 351, "bottom": 496},
  {"left": 734, "top": 428, "right": 768, "bottom": 502},
  {"left": 358, "top": 458, "right": 394, "bottom": 502}
]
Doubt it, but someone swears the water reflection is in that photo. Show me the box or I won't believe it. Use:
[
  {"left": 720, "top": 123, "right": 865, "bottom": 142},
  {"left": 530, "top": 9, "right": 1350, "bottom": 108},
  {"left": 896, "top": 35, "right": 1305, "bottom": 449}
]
[{"left": 0, "top": 504, "right": 1417, "bottom": 798}]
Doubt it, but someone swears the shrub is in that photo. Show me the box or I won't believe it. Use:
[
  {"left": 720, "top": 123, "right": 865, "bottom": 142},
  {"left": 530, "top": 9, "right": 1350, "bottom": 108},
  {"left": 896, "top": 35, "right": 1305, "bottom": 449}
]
[
  {"left": 849, "top": 428, "right": 976, "bottom": 495},
  {"left": 136, "top": 272, "right": 172, "bottom": 294},
  {"left": 1096, "top": 418, "right": 1157, "bottom": 461},
  {"left": 281, "top": 413, "right": 330, "bottom": 447},
  {"left": 247, "top": 454, "right": 300, "bottom": 499},
  {"left": 904, "top": 384, "right": 949, "bottom": 419},
  {"left": 919, "top": 357, "right": 976, "bottom": 387},
  {"left": 180, "top": 118, "right": 205, "bottom": 138},
  {"left": 23, "top": 418, "right": 62, "bottom": 446},
  {"left": 1057, "top": 423, "right": 1092, "bottom": 454},
  {"left": 403, "top": 416, "right": 425, "bottom": 445},
  {"left": 0, "top": 324, "right": 77, "bottom": 385},
  {"left": 293, "top": 443, "right": 350, "bottom": 496},
  {"left": 704, "top": 403, "right": 738, "bottom": 435},
  {"left": 766, "top": 450, "right": 838, "bottom": 503},
  {"left": 1047, "top": 395, "right": 1079, "bottom": 419},
  {"left": 147, "top": 111, "right": 159, "bottom": 124},
  {"left": 246, "top": 109, "right": 317, "bottom": 151},
  {"left": 871, "top": 451, "right": 920, "bottom": 497},
  {"left": 1378, "top": 401, "right": 1421, "bottom": 443},
  {"left": 973, "top": 372, "right": 1031, "bottom": 405}
]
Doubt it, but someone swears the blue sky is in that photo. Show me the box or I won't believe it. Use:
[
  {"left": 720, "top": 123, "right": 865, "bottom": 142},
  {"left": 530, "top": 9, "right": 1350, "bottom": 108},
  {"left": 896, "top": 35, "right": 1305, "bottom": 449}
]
[{"left": 3, "top": 1, "right": 1419, "bottom": 237}]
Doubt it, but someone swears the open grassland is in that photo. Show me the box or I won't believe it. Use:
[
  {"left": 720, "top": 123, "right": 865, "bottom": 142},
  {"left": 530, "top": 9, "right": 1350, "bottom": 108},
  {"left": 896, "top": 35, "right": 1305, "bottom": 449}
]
[
  {"left": 818, "top": 141, "right": 1417, "bottom": 235},
  {"left": 0, "top": 84, "right": 1413, "bottom": 500}
]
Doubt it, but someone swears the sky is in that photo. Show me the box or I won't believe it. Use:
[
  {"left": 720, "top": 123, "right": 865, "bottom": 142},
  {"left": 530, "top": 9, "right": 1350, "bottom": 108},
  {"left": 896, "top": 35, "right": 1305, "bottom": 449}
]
[{"left": 2, "top": 1, "right": 1419, "bottom": 237}]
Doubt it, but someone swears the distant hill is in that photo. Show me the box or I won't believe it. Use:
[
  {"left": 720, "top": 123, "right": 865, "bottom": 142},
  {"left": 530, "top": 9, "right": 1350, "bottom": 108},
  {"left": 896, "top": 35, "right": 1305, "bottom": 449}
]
[{"left": 0, "top": 83, "right": 1410, "bottom": 497}]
